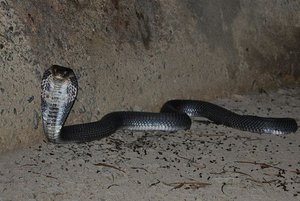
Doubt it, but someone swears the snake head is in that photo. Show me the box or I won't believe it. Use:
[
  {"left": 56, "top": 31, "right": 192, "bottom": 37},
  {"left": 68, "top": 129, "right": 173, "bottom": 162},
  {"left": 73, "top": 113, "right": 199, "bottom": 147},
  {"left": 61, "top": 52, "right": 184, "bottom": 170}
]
[{"left": 51, "top": 65, "right": 74, "bottom": 80}]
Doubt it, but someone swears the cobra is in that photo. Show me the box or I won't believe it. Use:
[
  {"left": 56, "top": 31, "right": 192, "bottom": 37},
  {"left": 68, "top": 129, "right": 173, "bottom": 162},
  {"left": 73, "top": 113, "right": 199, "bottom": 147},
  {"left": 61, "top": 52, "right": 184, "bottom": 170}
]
[{"left": 41, "top": 65, "right": 298, "bottom": 143}]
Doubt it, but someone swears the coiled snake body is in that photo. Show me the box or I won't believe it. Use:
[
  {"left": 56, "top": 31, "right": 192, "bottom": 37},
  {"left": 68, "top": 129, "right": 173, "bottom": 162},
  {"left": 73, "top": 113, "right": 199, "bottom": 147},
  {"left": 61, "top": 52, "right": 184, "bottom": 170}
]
[{"left": 41, "top": 65, "right": 298, "bottom": 143}]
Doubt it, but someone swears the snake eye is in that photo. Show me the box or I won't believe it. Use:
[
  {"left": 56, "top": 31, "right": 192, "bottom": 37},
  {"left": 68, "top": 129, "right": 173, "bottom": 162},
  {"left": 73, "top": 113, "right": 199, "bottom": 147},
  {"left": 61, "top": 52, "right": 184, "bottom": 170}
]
[
  {"left": 52, "top": 67, "right": 57, "bottom": 75},
  {"left": 63, "top": 70, "right": 68, "bottom": 77}
]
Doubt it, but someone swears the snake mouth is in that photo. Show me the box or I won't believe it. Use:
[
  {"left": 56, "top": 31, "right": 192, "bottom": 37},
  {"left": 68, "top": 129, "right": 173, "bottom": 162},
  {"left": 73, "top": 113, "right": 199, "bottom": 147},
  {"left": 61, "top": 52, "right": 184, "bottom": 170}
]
[{"left": 51, "top": 65, "right": 74, "bottom": 80}]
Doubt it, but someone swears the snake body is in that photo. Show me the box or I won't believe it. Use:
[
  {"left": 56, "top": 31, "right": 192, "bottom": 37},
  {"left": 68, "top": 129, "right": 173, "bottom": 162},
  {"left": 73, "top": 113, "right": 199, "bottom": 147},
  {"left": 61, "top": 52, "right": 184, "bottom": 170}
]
[{"left": 41, "top": 65, "right": 298, "bottom": 143}]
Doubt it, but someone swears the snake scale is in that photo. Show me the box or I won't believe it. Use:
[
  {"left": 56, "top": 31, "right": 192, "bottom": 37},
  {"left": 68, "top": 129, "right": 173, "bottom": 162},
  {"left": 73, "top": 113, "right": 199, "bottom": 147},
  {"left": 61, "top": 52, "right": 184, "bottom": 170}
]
[{"left": 41, "top": 65, "right": 298, "bottom": 143}]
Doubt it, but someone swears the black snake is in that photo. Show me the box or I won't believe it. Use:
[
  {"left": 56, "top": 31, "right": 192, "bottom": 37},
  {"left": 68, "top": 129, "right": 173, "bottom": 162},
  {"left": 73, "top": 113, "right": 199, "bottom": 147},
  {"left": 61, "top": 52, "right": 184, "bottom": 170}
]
[{"left": 41, "top": 65, "right": 298, "bottom": 143}]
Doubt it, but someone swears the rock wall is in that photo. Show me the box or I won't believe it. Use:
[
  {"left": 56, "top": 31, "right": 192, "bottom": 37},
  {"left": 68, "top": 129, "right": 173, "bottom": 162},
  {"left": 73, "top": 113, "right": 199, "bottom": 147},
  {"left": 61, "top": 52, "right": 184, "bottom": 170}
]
[{"left": 0, "top": 0, "right": 299, "bottom": 152}]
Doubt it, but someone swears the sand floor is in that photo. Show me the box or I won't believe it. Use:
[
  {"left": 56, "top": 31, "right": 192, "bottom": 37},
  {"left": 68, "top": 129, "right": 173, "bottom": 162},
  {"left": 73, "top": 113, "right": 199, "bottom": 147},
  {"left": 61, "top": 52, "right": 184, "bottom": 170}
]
[{"left": 0, "top": 87, "right": 299, "bottom": 201}]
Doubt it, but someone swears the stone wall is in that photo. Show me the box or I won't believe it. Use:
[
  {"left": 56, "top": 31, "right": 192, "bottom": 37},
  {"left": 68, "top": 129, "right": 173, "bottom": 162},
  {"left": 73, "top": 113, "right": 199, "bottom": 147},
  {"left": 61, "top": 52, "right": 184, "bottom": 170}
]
[{"left": 0, "top": 0, "right": 299, "bottom": 152}]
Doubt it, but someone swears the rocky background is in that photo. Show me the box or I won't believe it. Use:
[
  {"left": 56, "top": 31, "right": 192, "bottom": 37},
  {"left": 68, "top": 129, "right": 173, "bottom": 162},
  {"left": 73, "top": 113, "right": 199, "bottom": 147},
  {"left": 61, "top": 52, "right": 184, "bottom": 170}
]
[{"left": 0, "top": 0, "right": 299, "bottom": 152}]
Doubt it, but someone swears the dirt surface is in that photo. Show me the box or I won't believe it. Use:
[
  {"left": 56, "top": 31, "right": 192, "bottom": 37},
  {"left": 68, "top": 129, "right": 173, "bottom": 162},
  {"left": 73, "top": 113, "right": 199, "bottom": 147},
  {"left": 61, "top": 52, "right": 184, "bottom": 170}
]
[{"left": 0, "top": 87, "right": 299, "bottom": 201}]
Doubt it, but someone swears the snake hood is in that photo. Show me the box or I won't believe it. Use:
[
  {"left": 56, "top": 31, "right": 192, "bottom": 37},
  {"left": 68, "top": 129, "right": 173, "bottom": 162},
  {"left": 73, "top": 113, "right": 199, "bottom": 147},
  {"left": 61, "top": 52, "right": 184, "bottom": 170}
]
[{"left": 41, "top": 65, "right": 78, "bottom": 142}]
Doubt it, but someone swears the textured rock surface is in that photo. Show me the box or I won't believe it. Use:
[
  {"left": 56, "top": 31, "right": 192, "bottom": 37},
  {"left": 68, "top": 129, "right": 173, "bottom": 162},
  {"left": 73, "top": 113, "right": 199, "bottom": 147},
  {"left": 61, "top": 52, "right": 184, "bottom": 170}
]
[{"left": 0, "top": 0, "right": 299, "bottom": 152}]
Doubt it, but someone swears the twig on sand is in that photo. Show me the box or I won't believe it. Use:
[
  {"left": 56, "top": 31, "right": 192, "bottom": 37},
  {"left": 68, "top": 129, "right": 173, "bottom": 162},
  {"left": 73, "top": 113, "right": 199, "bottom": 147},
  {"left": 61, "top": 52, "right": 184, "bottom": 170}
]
[
  {"left": 221, "top": 182, "right": 226, "bottom": 194},
  {"left": 162, "top": 180, "right": 211, "bottom": 190},
  {"left": 107, "top": 184, "right": 119, "bottom": 189},
  {"left": 94, "top": 162, "right": 125, "bottom": 173},
  {"left": 210, "top": 166, "right": 252, "bottom": 177},
  {"left": 235, "top": 161, "right": 282, "bottom": 170},
  {"left": 30, "top": 171, "right": 58, "bottom": 179},
  {"left": 246, "top": 178, "right": 278, "bottom": 184},
  {"left": 149, "top": 180, "right": 161, "bottom": 187}
]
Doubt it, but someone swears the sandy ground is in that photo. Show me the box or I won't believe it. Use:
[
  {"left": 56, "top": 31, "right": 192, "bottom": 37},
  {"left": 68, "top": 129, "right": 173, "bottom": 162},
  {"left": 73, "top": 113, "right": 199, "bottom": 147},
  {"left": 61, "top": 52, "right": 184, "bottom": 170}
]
[{"left": 0, "top": 87, "right": 299, "bottom": 201}]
